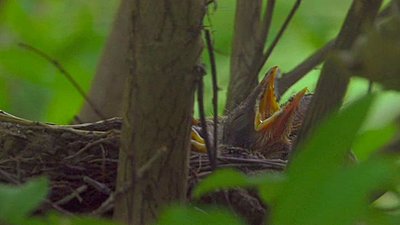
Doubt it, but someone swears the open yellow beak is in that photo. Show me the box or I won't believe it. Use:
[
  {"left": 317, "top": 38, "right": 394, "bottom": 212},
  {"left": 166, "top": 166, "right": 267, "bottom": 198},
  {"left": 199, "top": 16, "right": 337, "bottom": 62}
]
[
  {"left": 191, "top": 127, "right": 207, "bottom": 153},
  {"left": 192, "top": 66, "right": 308, "bottom": 154},
  {"left": 254, "top": 66, "right": 281, "bottom": 131},
  {"left": 254, "top": 66, "right": 308, "bottom": 134}
]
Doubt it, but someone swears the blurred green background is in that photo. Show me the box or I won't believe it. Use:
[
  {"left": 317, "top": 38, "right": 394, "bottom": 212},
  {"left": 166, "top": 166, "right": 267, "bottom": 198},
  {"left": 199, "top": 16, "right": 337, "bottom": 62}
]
[{"left": 0, "top": 0, "right": 399, "bottom": 127}]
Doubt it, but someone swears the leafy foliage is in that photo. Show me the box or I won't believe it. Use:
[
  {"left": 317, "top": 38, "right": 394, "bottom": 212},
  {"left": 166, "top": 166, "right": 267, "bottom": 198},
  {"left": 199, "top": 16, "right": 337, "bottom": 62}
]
[
  {"left": 0, "top": 94, "right": 397, "bottom": 225},
  {"left": 0, "top": 177, "right": 120, "bottom": 225},
  {"left": 0, "top": 177, "right": 48, "bottom": 224},
  {"left": 1, "top": 1, "right": 400, "bottom": 225},
  {"left": 157, "top": 205, "right": 246, "bottom": 225},
  {"left": 353, "top": 123, "right": 398, "bottom": 160},
  {"left": 189, "top": 95, "right": 400, "bottom": 225}
]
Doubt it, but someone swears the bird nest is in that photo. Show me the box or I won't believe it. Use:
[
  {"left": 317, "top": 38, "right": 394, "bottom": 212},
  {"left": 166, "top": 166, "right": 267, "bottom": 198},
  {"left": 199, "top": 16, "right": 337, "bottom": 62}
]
[{"left": 0, "top": 112, "right": 286, "bottom": 224}]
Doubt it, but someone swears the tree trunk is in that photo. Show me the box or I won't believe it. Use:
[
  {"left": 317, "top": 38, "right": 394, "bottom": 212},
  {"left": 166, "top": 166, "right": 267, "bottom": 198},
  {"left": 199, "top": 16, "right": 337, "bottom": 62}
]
[
  {"left": 225, "top": 0, "right": 265, "bottom": 113},
  {"left": 113, "top": 1, "right": 205, "bottom": 225},
  {"left": 78, "top": 0, "right": 132, "bottom": 122}
]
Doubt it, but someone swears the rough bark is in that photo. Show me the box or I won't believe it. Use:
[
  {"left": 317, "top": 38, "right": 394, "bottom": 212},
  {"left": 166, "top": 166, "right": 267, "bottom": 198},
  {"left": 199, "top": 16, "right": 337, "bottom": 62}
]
[
  {"left": 113, "top": 1, "right": 205, "bottom": 224},
  {"left": 78, "top": 0, "right": 132, "bottom": 122},
  {"left": 225, "top": 0, "right": 266, "bottom": 113},
  {"left": 294, "top": 0, "right": 383, "bottom": 151}
]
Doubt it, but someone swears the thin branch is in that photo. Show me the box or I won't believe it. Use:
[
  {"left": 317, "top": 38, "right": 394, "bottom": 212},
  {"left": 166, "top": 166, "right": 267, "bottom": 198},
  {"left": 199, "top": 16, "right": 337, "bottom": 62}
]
[
  {"left": 261, "top": 0, "right": 302, "bottom": 65},
  {"left": 64, "top": 137, "right": 111, "bottom": 160},
  {"left": 204, "top": 30, "right": 219, "bottom": 169},
  {"left": 259, "top": 0, "right": 276, "bottom": 46},
  {"left": 44, "top": 200, "right": 74, "bottom": 216},
  {"left": 196, "top": 65, "right": 216, "bottom": 170},
  {"left": 277, "top": 40, "right": 335, "bottom": 96},
  {"left": 54, "top": 185, "right": 87, "bottom": 206},
  {"left": 18, "top": 43, "right": 106, "bottom": 120},
  {"left": 83, "top": 176, "right": 111, "bottom": 195},
  {"left": 91, "top": 193, "right": 115, "bottom": 215},
  {"left": 276, "top": 2, "right": 393, "bottom": 97},
  {"left": 293, "top": 0, "right": 383, "bottom": 154}
]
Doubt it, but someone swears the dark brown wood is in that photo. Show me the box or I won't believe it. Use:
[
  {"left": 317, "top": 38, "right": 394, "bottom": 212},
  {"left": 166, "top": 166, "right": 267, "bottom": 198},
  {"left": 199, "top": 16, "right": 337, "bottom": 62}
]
[
  {"left": 113, "top": 1, "right": 206, "bottom": 224},
  {"left": 225, "top": 0, "right": 265, "bottom": 113},
  {"left": 225, "top": 0, "right": 301, "bottom": 113}
]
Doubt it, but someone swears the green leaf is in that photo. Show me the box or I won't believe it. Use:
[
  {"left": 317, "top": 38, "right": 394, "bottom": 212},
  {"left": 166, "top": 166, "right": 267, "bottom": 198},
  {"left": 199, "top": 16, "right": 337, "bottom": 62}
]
[
  {"left": 156, "top": 205, "right": 246, "bottom": 225},
  {"left": 273, "top": 156, "right": 397, "bottom": 225},
  {"left": 193, "top": 169, "right": 249, "bottom": 198},
  {"left": 288, "top": 94, "right": 374, "bottom": 180},
  {"left": 193, "top": 168, "right": 285, "bottom": 199},
  {"left": 353, "top": 124, "right": 397, "bottom": 160},
  {"left": 363, "top": 208, "right": 400, "bottom": 225},
  {"left": 257, "top": 174, "right": 286, "bottom": 203},
  {"left": 0, "top": 176, "right": 49, "bottom": 224},
  {"left": 272, "top": 95, "right": 376, "bottom": 225}
]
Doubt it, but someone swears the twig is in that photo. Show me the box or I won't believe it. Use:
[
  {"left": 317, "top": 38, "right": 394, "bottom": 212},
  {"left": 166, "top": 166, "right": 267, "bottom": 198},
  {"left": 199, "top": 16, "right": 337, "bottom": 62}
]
[
  {"left": 44, "top": 200, "right": 74, "bottom": 216},
  {"left": 64, "top": 137, "right": 111, "bottom": 160},
  {"left": 217, "top": 157, "right": 286, "bottom": 167},
  {"left": 18, "top": 43, "right": 106, "bottom": 120},
  {"left": 277, "top": 40, "right": 335, "bottom": 96},
  {"left": 204, "top": 30, "right": 219, "bottom": 169},
  {"left": 259, "top": 0, "right": 276, "bottom": 46},
  {"left": 91, "top": 193, "right": 115, "bottom": 215},
  {"left": 95, "top": 180, "right": 135, "bottom": 215},
  {"left": 83, "top": 176, "right": 111, "bottom": 195},
  {"left": 261, "top": 0, "right": 302, "bottom": 65},
  {"left": 0, "top": 169, "right": 20, "bottom": 184},
  {"left": 196, "top": 65, "right": 216, "bottom": 170},
  {"left": 0, "top": 110, "right": 38, "bottom": 126},
  {"left": 54, "top": 185, "right": 87, "bottom": 206}
]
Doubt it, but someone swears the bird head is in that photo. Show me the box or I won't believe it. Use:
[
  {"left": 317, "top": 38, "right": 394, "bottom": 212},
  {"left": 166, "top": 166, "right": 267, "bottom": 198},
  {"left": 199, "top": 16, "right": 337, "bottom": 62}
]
[
  {"left": 191, "top": 66, "right": 309, "bottom": 159},
  {"left": 252, "top": 66, "right": 308, "bottom": 158}
]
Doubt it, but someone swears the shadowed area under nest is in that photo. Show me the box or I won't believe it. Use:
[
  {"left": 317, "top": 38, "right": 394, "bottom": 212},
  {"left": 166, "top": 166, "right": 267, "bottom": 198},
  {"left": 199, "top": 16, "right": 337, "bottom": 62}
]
[{"left": 0, "top": 67, "right": 310, "bottom": 224}]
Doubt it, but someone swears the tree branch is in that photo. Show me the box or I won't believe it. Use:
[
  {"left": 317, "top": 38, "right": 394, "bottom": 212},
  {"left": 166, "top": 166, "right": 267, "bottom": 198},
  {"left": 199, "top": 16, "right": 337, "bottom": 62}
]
[
  {"left": 259, "top": 0, "right": 276, "bottom": 46},
  {"left": 276, "top": 2, "right": 394, "bottom": 97},
  {"left": 197, "top": 65, "right": 216, "bottom": 170},
  {"left": 293, "top": 0, "right": 383, "bottom": 154},
  {"left": 277, "top": 40, "right": 335, "bottom": 96},
  {"left": 18, "top": 43, "right": 106, "bottom": 120},
  {"left": 261, "top": 0, "right": 301, "bottom": 65},
  {"left": 205, "top": 30, "right": 219, "bottom": 168}
]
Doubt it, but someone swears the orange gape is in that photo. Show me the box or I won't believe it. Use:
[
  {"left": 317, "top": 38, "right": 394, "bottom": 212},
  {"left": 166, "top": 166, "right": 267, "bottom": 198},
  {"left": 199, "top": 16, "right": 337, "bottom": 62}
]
[{"left": 191, "top": 66, "right": 308, "bottom": 155}]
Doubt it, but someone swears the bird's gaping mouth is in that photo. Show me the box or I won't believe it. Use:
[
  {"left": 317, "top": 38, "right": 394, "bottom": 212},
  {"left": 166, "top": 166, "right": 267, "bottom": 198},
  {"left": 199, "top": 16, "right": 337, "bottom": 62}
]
[
  {"left": 191, "top": 66, "right": 308, "bottom": 154},
  {"left": 254, "top": 66, "right": 307, "bottom": 138}
]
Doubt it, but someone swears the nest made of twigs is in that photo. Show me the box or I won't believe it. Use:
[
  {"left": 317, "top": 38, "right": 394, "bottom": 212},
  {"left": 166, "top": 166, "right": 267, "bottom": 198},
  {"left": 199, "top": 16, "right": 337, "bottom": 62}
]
[{"left": 0, "top": 115, "right": 286, "bottom": 224}]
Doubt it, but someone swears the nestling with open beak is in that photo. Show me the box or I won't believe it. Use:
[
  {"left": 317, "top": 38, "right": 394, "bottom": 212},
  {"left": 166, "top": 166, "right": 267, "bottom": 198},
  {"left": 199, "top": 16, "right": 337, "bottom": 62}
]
[{"left": 191, "top": 66, "right": 311, "bottom": 160}]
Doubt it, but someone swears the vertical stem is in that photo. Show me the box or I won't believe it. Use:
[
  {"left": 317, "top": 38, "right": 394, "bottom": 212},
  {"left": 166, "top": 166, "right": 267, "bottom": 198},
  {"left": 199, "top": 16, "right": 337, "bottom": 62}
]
[
  {"left": 204, "top": 30, "right": 219, "bottom": 169},
  {"left": 113, "top": 1, "right": 205, "bottom": 224}
]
